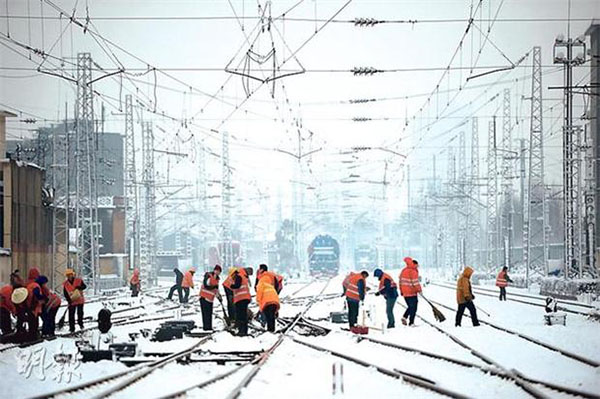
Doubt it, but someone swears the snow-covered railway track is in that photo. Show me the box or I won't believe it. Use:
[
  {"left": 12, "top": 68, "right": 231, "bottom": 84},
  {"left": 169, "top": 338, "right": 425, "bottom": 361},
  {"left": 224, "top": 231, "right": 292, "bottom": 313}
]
[
  {"left": 398, "top": 302, "right": 600, "bottom": 399},
  {"left": 27, "top": 333, "right": 219, "bottom": 399},
  {"left": 292, "top": 338, "right": 473, "bottom": 399},
  {"left": 424, "top": 297, "right": 600, "bottom": 368},
  {"left": 430, "top": 282, "right": 592, "bottom": 316}
]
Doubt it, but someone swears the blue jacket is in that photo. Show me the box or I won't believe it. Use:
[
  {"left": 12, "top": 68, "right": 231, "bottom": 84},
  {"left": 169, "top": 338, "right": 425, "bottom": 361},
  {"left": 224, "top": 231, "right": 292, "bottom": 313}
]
[{"left": 379, "top": 277, "right": 398, "bottom": 299}]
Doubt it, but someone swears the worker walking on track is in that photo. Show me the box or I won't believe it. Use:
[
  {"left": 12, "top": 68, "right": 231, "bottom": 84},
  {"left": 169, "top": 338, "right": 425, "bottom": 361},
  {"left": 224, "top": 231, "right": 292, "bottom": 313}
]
[
  {"left": 495, "top": 266, "right": 513, "bottom": 301},
  {"left": 199, "top": 265, "right": 222, "bottom": 331},
  {"left": 374, "top": 268, "right": 398, "bottom": 328},
  {"left": 181, "top": 268, "right": 195, "bottom": 303},
  {"left": 455, "top": 266, "right": 480, "bottom": 327},
  {"left": 256, "top": 264, "right": 284, "bottom": 294},
  {"left": 130, "top": 268, "right": 141, "bottom": 297},
  {"left": 222, "top": 267, "right": 237, "bottom": 324},
  {"left": 342, "top": 271, "right": 368, "bottom": 328},
  {"left": 230, "top": 267, "right": 253, "bottom": 336},
  {"left": 63, "top": 269, "right": 86, "bottom": 333},
  {"left": 167, "top": 268, "right": 184, "bottom": 303},
  {"left": 399, "top": 257, "right": 422, "bottom": 326},
  {"left": 256, "top": 278, "right": 280, "bottom": 332}
]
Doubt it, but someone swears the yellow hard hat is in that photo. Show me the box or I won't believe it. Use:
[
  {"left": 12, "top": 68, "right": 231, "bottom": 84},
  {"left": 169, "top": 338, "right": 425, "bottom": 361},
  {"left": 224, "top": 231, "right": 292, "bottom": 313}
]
[
  {"left": 65, "top": 268, "right": 75, "bottom": 276},
  {"left": 11, "top": 288, "right": 28, "bottom": 305}
]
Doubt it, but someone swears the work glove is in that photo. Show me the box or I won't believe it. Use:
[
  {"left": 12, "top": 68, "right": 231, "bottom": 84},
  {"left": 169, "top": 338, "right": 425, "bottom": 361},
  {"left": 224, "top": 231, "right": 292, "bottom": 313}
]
[{"left": 375, "top": 292, "right": 381, "bottom": 296}]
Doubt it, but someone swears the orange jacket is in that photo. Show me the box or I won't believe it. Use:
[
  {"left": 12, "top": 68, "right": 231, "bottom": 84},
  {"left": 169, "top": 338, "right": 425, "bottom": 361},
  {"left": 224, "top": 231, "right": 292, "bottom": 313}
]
[
  {"left": 27, "top": 267, "right": 40, "bottom": 284},
  {"left": 26, "top": 281, "right": 43, "bottom": 316},
  {"left": 0, "top": 285, "right": 16, "bottom": 314},
  {"left": 457, "top": 267, "right": 474, "bottom": 304},
  {"left": 232, "top": 271, "right": 251, "bottom": 303},
  {"left": 256, "top": 279, "right": 280, "bottom": 312},
  {"left": 399, "top": 257, "right": 422, "bottom": 297},
  {"left": 345, "top": 273, "right": 365, "bottom": 301},
  {"left": 200, "top": 272, "right": 220, "bottom": 303},
  {"left": 257, "top": 271, "right": 283, "bottom": 293},
  {"left": 63, "top": 277, "right": 85, "bottom": 306},
  {"left": 130, "top": 269, "right": 140, "bottom": 286},
  {"left": 495, "top": 270, "right": 507, "bottom": 287},
  {"left": 182, "top": 270, "right": 195, "bottom": 288}
]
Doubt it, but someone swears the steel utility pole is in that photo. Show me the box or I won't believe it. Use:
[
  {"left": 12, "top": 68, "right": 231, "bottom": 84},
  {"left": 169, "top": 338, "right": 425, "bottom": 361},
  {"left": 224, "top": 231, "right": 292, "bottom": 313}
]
[
  {"left": 75, "top": 52, "right": 100, "bottom": 292},
  {"left": 470, "top": 117, "right": 481, "bottom": 265},
  {"left": 221, "top": 130, "right": 234, "bottom": 269},
  {"left": 554, "top": 35, "right": 587, "bottom": 278},
  {"left": 525, "top": 46, "right": 549, "bottom": 284},
  {"left": 51, "top": 103, "right": 70, "bottom": 291},
  {"left": 487, "top": 117, "right": 499, "bottom": 272},
  {"left": 140, "top": 121, "right": 156, "bottom": 287},
  {"left": 124, "top": 94, "right": 139, "bottom": 274},
  {"left": 500, "top": 89, "right": 514, "bottom": 269}
]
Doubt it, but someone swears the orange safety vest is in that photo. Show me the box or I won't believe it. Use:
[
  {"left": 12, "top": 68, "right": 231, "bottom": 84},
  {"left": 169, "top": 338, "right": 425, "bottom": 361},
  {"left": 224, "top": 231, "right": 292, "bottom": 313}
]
[
  {"left": 222, "top": 273, "right": 235, "bottom": 290},
  {"left": 399, "top": 266, "right": 421, "bottom": 297},
  {"left": 63, "top": 278, "right": 85, "bottom": 306},
  {"left": 182, "top": 271, "right": 195, "bottom": 288},
  {"left": 130, "top": 271, "right": 140, "bottom": 286},
  {"left": 378, "top": 272, "right": 397, "bottom": 292},
  {"left": 258, "top": 271, "right": 283, "bottom": 292},
  {"left": 0, "top": 285, "right": 16, "bottom": 314},
  {"left": 345, "top": 273, "right": 364, "bottom": 301},
  {"left": 233, "top": 272, "right": 251, "bottom": 303},
  {"left": 26, "top": 281, "right": 43, "bottom": 316},
  {"left": 496, "top": 271, "right": 508, "bottom": 287},
  {"left": 46, "top": 292, "right": 62, "bottom": 310},
  {"left": 199, "top": 272, "right": 220, "bottom": 303},
  {"left": 256, "top": 280, "right": 280, "bottom": 312},
  {"left": 342, "top": 272, "right": 355, "bottom": 291}
]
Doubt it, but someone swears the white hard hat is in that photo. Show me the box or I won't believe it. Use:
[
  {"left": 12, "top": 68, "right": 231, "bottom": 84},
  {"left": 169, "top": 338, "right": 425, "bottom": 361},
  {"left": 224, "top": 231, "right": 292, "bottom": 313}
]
[{"left": 11, "top": 287, "right": 28, "bottom": 305}]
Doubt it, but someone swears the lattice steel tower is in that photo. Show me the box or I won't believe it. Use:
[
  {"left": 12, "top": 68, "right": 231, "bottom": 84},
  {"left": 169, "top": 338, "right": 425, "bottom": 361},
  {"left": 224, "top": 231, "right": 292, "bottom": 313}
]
[
  {"left": 500, "top": 89, "right": 514, "bottom": 268},
  {"left": 140, "top": 121, "right": 156, "bottom": 286},
  {"left": 124, "top": 94, "right": 139, "bottom": 272},
  {"left": 74, "top": 53, "right": 100, "bottom": 292},
  {"left": 221, "top": 131, "right": 234, "bottom": 269},
  {"left": 524, "top": 46, "right": 549, "bottom": 283},
  {"left": 486, "top": 118, "right": 499, "bottom": 271},
  {"left": 469, "top": 117, "right": 481, "bottom": 265},
  {"left": 51, "top": 103, "right": 71, "bottom": 290}
]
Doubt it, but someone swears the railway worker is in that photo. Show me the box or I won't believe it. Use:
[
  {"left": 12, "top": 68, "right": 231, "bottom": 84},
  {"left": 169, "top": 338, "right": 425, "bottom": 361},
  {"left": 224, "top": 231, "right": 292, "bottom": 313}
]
[
  {"left": 63, "top": 269, "right": 87, "bottom": 333},
  {"left": 256, "top": 278, "right": 280, "bottom": 332},
  {"left": 130, "top": 268, "right": 141, "bottom": 297},
  {"left": 167, "top": 267, "right": 184, "bottom": 303},
  {"left": 199, "top": 265, "right": 222, "bottom": 331},
  {"left": 374, "top": 268, "right": 399, "bottom": 328},
  {"left": 222, "top": 267, "right": 238, "bottom": 324},
  {"left": 256, "top": 264, "right": 284, "bottom": 294},
  {"left": 495, "top": 266, "right": 513, "bottom": 301},
  {"left": 41, "top": 284, "right": 61, "bottom": 337},
  {"left": 26, "top": 274, "right": 49, "bottom": 340},
  {"left": 181, "top": 268, "right": 196, "bottom": 304},
  {"left": 230, "top": 267, "right": 253, "bottom": 336},
  {"left": 26, "top": 267, "right": 41, "bottom": 285},
  {"left": 0, "top": 284, "right": 16, "bottom": 335},
  {"left": 399, "top": 257, "right": 422, "bottom": 326},
  {"left": 10, "top": 269, "right": 25, "bottom": 287},
  {"left": 455, "top": 266, "right": 480, "bottom": 327},
  {"left": 343, "top": 270, "right": 368, "bottom": 328}
]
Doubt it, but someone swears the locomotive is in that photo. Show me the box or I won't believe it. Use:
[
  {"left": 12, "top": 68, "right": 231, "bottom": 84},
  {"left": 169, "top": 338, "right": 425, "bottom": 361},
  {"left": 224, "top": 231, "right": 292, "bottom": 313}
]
[{"left": 308, "top": 234, "right": 340, "bottom": 277}]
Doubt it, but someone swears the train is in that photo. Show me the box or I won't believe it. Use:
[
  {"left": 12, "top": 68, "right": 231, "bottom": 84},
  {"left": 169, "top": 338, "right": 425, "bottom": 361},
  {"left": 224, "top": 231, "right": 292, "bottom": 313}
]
[
  {"left": 354, "top": 244, "right": 378, "bottom": 271},
  {"left": 308, "top": 234, "right": 340, "bottom": 277}
]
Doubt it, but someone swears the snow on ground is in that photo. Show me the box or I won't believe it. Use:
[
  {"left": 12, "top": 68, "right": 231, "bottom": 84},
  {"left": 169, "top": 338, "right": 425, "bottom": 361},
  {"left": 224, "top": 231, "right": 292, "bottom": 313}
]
[{"left": 3, "top": 272, "right": 599, "bottom": 399}]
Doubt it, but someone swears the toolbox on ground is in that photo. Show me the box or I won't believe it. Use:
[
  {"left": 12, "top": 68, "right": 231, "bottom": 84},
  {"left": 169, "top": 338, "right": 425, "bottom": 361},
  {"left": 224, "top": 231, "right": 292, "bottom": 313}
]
[
  {"left": 330, "top": 311, "right": 348, "bottom": 323},
  {"left": 350, "top": 326, "right": 369, "bottom": 334},
  {"left": 109, "top": 343, "right": 138, "bottom": 358},
  {"left": 152, "top": 320, "right": 196, "bottom": 342}
]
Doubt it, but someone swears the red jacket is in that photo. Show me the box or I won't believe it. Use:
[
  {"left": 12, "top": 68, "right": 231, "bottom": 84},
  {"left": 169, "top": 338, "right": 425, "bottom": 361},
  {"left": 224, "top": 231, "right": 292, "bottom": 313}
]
[
  {"left": 399, "top": 257, "right": 422, "bottom": 297},
  {"left": 0, "top": 285, "right": 16, "bottom": 314}
]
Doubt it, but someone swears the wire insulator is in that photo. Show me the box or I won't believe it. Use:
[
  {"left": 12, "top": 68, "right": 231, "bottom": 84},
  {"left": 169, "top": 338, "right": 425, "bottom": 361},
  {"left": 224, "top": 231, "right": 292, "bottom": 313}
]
[
  {"left": 353, "top": 18, "right": 382, "bottom": 27},
  {"left": 351, "top": 67, "right": 381, "bottom": 76}
]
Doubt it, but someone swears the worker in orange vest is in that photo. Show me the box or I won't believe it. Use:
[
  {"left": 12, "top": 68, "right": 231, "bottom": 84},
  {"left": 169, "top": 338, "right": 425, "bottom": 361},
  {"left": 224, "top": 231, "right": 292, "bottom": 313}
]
[
  {"left": 256, "top": 264, "right": 284, "bottom": 294},
  {"left": 256, "top": 278, "right": 280, "bottom": 332},
  {"left": 63, "top": 269, "right": 87, "bottom": 332},
  {"left": 130, "top": 268, "right": 141, "bottom": 297},
  {"left": 230, "top": 267, "right": 253, "bottom": 336},
  {"left": 0, "top": 287, "right": 28, "bottom": 343},
  {"left": 343, "top": 271, "right": 368, "bottom": 328},
  {"left": 222, "top": 267, "right": 238, "bottom": 323},
  {"left": 495, "top": 266, "right": 513, "bottom": 301},
  {"left": 0, "top": 285, "right": 16, "bottom": 335},
  {"left": 181, "top": 268, "right": 195, "bottom": 303},
  {"left": 199, "top": 265, "right": 222, "bottom": 331},
  {"left": 41, "top": 284, "right": 61, "bottom": 337},
  {"left": 27, "top": 273, "right": 49, "bottom": 340},
  {"left": 399, "top": 257, "right": 422, "bottom": 326},
  {"left": 374, "top": 268, "right": 399, "bottom": 328},
  {"left": 456, "top": 266, "right": 480, "bottom": 327}
]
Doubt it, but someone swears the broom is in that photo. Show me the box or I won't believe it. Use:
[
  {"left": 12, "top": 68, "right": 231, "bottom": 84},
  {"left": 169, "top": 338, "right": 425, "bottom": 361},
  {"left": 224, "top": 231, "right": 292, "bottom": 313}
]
[
  {"left": 419, "top": 294, "right": 446, "bottom": 322},
  {"left": 217, "top": 296, "right": 232, "bottom": 326},
  {"left": 56, "top": 307, "right": 69, "bottom": 330}
]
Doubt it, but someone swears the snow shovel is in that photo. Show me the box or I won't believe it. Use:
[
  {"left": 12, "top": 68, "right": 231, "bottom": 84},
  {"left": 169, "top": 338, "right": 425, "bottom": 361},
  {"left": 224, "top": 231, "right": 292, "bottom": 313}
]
[
  {"left": 419, "top": 294, "right": 446, "bottom": 323},
  {"left": 217, "top": 296, "right": 232, "bottom": 326}
]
